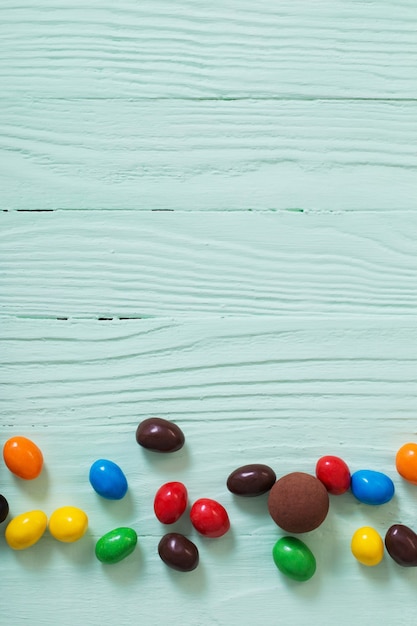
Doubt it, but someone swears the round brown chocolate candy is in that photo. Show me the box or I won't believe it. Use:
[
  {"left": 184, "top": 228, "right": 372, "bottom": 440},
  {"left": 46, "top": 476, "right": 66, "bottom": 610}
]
[
  {"left": 227, "top": 464, "right": 276, "bottom": 497},
  {"left": 268, "top": 471, "right": 329, "bottom": 533},
  {"left": 158, "top": 533, "right": 199, "bottom": 572},
  {"left": 136, "top": 417, "right": 185, "bottom": 453}
]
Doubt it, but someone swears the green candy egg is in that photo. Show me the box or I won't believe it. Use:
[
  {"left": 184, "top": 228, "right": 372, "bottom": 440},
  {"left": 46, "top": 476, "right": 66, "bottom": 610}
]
[
  {"left": 95, "top": 527, "right": 137, "bottom": 564},
  {"left": 272, "top": 536, "right": 316, "bottom": 582}
]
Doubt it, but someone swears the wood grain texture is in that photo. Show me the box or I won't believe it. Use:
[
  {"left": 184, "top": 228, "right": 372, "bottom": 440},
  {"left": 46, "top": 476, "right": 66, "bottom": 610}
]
[
  {"left": 1, "top": 211, "right": 417, "bottom": 318},
  {"left": 1, "top": 99, "right": 416, "bottom": 211},
  {"left": 1, "top": 0, "right": 417, "bottom": 100},
  {"left": 1, "top": 0, "right": 417, "bottom": 624},
  {"left": 1, "top": 317, "right": 417, "bottom": 626},
  {"left": 2, "top": 316, "right": 417, "bottom": 423}
]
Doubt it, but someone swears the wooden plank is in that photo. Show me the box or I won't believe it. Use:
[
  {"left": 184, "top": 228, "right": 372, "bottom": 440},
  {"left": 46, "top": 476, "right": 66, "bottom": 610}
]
[
  {"left": 2, "top": 1, "right": 417, "bottom": 624},
  {"left": 1, "top": 99, "right": 416, "bottom": 211},
  {"left": 1, "top": 316, "right": 417, "bottom": 625},
  {"left": 1, "top": 211, "right": 417, "bottom": 318},
  {"left": 1, "top": 0, "right": 417, "bottom": 100},
  {"left": 2, "top": 316, "right": 417, "bottom": 422}
]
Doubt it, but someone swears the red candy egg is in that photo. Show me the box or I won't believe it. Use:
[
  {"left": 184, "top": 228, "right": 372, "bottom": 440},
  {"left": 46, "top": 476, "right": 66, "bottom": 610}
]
[
  {"left": 154, "top": 482, "right": 188, "bottom": 524},
  {"left": 190, "top": 498, "right": 230, "bottom": 538},
  {"left": 315, "top": 455, "right": 351, "bottom": 495}
]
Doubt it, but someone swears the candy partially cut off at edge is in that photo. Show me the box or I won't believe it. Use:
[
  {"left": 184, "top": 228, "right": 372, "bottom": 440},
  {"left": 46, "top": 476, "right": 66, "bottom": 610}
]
[
  {"left": 0, "top": 494, "right": 9, "bottom": 523},
  {"left": 396, "top": 443, "right": 417, "bottom": 485}
]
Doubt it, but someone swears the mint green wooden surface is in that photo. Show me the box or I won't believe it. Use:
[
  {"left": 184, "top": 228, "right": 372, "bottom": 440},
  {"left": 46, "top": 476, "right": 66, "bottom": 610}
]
[
  {"left": 2, "top": 99, "right": 417, "bottom": 210},
  {"left": 1, "top": 2, "right": 417, "bottom": 625}
]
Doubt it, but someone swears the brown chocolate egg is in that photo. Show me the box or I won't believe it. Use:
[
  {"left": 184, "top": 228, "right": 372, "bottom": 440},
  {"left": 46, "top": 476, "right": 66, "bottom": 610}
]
[
  {"left": 0, "top": 494, "right": 9, "bottom": 523},
  {"left": 385, "top": 524, "right": 417, "bottom": 567},
  {"left": 158, "top": 533, "right": 199, "bottom": 572},
  {"left": 136, "top": 418, "right": 185, "bottom": 453},
  {"left": 227, "top": 464, "right": 276, "bottom": 496},
  {"left": 268, "top": 472, "right": 329, "bottom": 533}
]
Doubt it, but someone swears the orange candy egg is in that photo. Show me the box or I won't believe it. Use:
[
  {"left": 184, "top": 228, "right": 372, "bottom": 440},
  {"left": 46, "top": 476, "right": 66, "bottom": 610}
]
[
  {"left": 3, "top": 436, "right": 44, "bottom": 480},
  {"left": 396, "top": 442, "right": 417, "bottom": 485}
]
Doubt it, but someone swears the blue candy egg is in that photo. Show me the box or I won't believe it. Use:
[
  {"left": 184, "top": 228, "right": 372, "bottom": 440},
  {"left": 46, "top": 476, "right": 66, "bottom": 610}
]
[
  {"left": 89, "top": 459, "right": 128, "bottom": 500},
  {"left": 351, "top": 469, "right": 394, "bottom": 505}
]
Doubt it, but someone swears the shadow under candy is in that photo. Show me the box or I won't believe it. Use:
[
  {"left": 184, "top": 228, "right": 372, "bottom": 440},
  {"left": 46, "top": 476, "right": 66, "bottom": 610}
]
[
  {"left": 94, "top": 488, "right": 136, "bottom": 521},
  {"left": 138, "top": 444, "right": 192, "bottom": 475},
  {"left": 231, "top": 492, "right": 270, "bottom": 518},
  {"left": 165, "top": 558, "right": 208, "bottom": 594},
  {"left": 50, "top": 529, "right": 96, "bottom": 567},
  {"left": 99, "top": 540, "right": 144, "bottom": 586},
  {"left": 12, "top": 464, "right": 51, "bottom": 502}
]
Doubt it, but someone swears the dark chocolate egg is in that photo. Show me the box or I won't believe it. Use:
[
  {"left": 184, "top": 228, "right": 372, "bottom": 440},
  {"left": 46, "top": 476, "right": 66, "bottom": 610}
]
[
  {"left": 0, "top": 494, "right": 9, "bottom": 523},
  {"left": 158, "top": 533, "right": 199, "bottom": 572},
  {"left": 268, "top": 472, "right": 329, "bottom": 533},
  {"left": 227, "top": 464, "right": 276, "bottom": 496},
  {"left": 385, "top": 524, "right": 417, "bottom": 567},
  {"left": 136, "top": 418, "right": 185, "bottom": 453}
]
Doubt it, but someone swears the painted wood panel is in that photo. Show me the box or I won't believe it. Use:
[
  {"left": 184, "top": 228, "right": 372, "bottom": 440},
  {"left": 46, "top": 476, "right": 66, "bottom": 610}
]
[
  {"left": 1, "top": 211, "right": 417, "bottom": 318},
  {"left": 2, "top": 316, "right": 417, "bottom": 422},
  {"left": 1, "top": 317, "right": 417, "bottom": 626},
  {"left": 1, "top": 0, "right": 417, "bottom": 624},
  {"left": 1, "top": 0, "right": 417, "bottom": 100},
  {"left": 1, "top": 99, "right": 416, "bottom": 211}
]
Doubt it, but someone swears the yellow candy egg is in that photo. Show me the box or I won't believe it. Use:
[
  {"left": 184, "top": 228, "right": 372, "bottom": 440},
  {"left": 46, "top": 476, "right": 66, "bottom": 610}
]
[
  {"left": 351, "top": 526, "right": 384, "bottom": 566},
  {"left": 5, "top": 510, "right": 48, "bottom": 550},
  {"left": 48, "top": 506, "right": 88, "bottom": 543}
]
